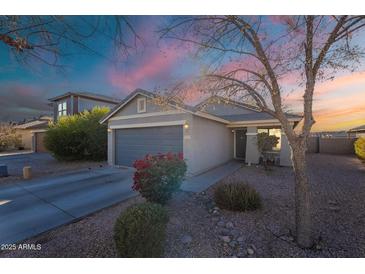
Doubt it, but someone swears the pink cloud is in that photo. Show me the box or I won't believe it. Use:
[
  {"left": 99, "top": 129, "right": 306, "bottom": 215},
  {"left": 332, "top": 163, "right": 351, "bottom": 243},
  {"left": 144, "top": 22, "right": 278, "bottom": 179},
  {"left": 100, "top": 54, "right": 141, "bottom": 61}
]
[
  {"left": 284, "top": 70, "right": 365, "bottom": 104},
  {"left": 108, "top": 45, "right": 187, "bottom": 91}
]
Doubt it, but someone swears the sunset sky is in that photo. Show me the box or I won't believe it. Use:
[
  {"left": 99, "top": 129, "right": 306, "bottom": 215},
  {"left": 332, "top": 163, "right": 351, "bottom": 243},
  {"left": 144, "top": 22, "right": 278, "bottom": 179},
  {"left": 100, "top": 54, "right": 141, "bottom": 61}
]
[{"left": 0, "top": 16, "right": 364, "bottom": 132}]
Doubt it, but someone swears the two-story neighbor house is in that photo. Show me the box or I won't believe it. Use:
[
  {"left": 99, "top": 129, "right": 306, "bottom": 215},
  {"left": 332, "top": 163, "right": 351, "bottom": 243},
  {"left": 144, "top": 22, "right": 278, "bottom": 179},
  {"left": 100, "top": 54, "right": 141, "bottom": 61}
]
[
  {"left": 101, "top": 89, "right": 302, "bottom": 176},
  {"left": 48, "top": 91, "right": 121, "bottom": 121},
  {"left": 14, "top": 115, "right": 53, "bottom": 151},
  {"left": 30, "top": 91, "right": 120, "bottom": 152}
]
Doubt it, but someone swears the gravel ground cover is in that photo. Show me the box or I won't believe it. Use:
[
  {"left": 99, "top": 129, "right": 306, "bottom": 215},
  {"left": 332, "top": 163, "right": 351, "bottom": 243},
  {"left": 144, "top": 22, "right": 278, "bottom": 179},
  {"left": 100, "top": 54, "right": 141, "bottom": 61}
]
[{"left": 1, "top": 154, "right": 364, "bottom": 258}]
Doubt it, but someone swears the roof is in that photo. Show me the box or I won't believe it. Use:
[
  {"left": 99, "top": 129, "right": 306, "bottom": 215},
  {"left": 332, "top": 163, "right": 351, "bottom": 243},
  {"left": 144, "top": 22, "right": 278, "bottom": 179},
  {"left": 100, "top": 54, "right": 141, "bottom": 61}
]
[
  {"left": 48, "top": 91, "right": 121, "bottom": 104},
  {"left": 100, "top": 89, "right": 197, "bottom": 124},
  {"left": 15, "top": 119, "right": 50, "bottom": 130},
  {"left": 100, "top": 88, "right": 302, "bottom": 125},
  {"left": 194, "top": 95, "right": 261, "bottom": 112},
  {"left": 220, "top": 112, "right": 302, "bottom": 122},
  {"left": 348, "top": 124, "right": 365, "bottom": 132}
]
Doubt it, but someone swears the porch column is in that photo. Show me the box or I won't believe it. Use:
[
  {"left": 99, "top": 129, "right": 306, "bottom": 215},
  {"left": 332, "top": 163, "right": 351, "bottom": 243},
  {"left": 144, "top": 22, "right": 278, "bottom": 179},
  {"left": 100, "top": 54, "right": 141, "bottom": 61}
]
[
  {"left": 245, "top": 126, "right": 260, "bottom": 165},
  {"left": 107, "top": 128, "right": 115, "bottom": 165},
  {"left": 280, "top": 129, "right": 293, "bottom": 166},
  {"left": 31, "top": 132, "right": 36, "bottom": 152}
]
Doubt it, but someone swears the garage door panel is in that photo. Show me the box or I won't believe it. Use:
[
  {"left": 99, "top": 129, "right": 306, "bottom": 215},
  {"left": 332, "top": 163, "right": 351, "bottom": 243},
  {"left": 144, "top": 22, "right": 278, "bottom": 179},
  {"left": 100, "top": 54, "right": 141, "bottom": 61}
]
[
  {"left": 118, "top": 140, "right": 182, "bottom": 147},
  {"left": 119, "top": 133, "right": 182, "bottom": 139},
  {"left": 119, "top": 147, "right": 181, "bottom": 154},
  {"left": 115, "top": 126, "right": 183, "bottom": 166},
  {"left": 35, "top": 132, "right": 48, "bottom": 153}
]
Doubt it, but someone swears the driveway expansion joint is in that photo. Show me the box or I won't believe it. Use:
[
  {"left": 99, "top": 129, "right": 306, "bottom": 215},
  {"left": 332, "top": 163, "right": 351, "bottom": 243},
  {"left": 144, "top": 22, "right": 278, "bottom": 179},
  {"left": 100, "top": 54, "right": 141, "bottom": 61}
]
[{"left": 14, "top": 182, "right": 77, "bottom": 219}]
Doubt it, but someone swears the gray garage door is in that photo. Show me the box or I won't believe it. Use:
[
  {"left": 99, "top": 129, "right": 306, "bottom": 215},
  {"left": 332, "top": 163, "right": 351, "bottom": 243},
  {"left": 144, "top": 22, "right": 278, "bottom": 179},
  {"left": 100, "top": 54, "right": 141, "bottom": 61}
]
[{"left": 115, "top": 125, "right": 183, "bottom": 166}]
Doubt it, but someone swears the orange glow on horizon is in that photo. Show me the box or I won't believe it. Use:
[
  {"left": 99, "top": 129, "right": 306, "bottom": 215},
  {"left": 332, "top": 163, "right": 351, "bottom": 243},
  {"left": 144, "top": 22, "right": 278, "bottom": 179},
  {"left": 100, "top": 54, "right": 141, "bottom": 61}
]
[{"left": 286, "top": 71, "right": 365, "bottom": 132}]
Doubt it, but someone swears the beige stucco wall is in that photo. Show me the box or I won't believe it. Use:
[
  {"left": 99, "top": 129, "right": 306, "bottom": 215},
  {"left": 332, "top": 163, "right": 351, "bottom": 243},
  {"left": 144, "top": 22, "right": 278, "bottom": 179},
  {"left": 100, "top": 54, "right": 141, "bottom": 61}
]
[
  {"left": 16, "top": 129, "right": 32, "bottom": 149},
  {"left": 188, "top": 115, "right": 233, "bottom": 175},
  {"left": 113, "top": 95, "right": 174, "bottom": 117},
  {"left": 245, "top": 126, "right": 260, "bottom": 164},
  {"left": 279, "top": 132, "right": 292, "bottom": 166}
]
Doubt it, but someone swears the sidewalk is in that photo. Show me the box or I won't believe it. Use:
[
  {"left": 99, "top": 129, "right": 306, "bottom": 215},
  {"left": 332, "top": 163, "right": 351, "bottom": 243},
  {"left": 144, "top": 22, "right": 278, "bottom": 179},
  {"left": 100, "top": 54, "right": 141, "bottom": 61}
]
[{"left": 181, "top": 161, "right": 242, "bottom": 193}]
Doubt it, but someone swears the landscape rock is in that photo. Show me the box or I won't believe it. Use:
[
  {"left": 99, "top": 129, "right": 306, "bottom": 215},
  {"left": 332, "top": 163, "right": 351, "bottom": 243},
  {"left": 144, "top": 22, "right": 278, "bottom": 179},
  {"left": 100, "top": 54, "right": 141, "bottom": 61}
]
[
  {"left": 229, "top": 240, "right": 238, "bottom": 248},
  {"left": 229, "top": 229, "right": 240, "bottom": 238},
  {"left": 329, "top": 206, "right": 340, "bottom": 212},
  {"left": 181, "top": 235, "right": 193, "bottom": 244},
  {"left": 217, "top": 221, "right": 225, "bottom": 227},
  {"left": 237, "top": 248, "right": 247, "bottom": 257},
  {"left": 221, "top": 236, "right": 231, "bottom": 243},
  {"left": 280, "top": 235, "right": 294, "bottom": 242},
  {"left": 225, "top": 222, "right": 234, "bottom": 228},
  {"left": 219, "top": 228, "right": 231, "bottom": 235},
  {"left": 247, "top": 248, "right": 255, "bottom": 255},
  {"left": 212, "top": 217, "right": 220, "bottom": 222}
]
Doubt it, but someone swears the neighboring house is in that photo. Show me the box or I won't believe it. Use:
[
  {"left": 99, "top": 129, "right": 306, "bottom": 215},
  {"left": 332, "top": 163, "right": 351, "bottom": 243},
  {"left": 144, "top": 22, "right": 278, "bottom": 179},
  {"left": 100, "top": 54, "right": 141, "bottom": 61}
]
[
  {"left": 14, "top": 116, "right": 53, "bottom": 151},
  {"left": 101, "top": 89, "right": 302, "bottom": 175},
  {"left": 348, "top": 125, "right": 365, "bottom": 138},
  {"left": 48, "top": 91, "right": 121, "bottom": 121},
  {"left": 310, "top": 131, "right": 349, "bottom": 138}
]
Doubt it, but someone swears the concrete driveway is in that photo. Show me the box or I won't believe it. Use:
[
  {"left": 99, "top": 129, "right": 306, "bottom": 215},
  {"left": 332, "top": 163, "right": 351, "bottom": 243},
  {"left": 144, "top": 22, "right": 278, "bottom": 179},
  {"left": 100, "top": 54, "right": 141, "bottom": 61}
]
[
  {"left": 0, "top": 152, "right": 107, "bottom": 179},
  {"left": 0, "top": 167, "right": 135, "bottom": 244}
]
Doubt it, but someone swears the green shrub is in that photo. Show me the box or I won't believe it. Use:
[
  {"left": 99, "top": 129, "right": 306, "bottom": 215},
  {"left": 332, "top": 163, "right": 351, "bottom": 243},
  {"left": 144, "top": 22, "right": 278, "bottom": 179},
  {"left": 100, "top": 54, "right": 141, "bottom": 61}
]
[
  {"left": 355, "top": 137, "right": 365, "bottom": 159},
  {"left": 214, "top": 181, "right": 262, "bottom": 212},
  {"left": 257, "top": 132, "right": 279, "bottom": 153},
  {"left": 132, "top": 153, "right": 187, "bottom": 204},
  {"left": 114, "top": 203, "right": 169, "bottom": 258},
  {"left": 44, "top": 107, "right": 109, "bottom": 161}
]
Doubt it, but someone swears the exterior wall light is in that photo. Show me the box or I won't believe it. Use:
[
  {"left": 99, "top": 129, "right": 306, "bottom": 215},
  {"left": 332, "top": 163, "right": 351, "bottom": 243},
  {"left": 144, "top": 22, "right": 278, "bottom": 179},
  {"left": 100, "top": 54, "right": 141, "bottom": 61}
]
[
  {"left": 107, "top": 128, "right": 112, "bottom": 133},
  {"left": 184, "top": 123, "right": 189, "bottom": 129}
]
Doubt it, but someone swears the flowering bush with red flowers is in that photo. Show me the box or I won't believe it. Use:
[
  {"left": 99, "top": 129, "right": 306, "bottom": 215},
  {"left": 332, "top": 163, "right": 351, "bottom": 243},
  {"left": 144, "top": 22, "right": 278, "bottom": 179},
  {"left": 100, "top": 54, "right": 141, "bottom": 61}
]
[{"left": 132, "top": 152, "right": 187, "bottom": 204}]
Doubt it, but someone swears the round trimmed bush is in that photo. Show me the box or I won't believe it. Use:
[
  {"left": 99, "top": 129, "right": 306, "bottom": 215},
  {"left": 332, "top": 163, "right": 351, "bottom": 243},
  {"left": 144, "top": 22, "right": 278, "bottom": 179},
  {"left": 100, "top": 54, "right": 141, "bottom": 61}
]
[
  {"left": 354, "top": 137, "right": 365, "bottom": 159},
  {"left": 114, "top": 203, "right": 169, "bottom": 258},
  {"left": 214, "top": 182, "right": 262, "bottom": 212}
]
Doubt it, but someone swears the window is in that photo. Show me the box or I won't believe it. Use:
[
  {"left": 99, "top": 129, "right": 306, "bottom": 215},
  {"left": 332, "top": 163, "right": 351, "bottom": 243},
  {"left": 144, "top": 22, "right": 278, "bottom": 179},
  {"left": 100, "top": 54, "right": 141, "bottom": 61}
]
[
  {"left": 137, "top": 97, "right": 146, "bottom": 113},
  {"left": 257, "top": 128, "right": 281, "bottom": 150},
  {"left": 58, "top": 101, "right": 67, "bottom": 117}
]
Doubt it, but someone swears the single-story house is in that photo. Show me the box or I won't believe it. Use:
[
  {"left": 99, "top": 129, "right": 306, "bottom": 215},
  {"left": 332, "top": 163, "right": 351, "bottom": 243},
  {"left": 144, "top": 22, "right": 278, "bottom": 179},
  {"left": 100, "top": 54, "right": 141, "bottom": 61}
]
[
  {"left": 14, "top": 116, "right": 53, "bottom": 151},
  {"left": 100, "top": 89, "right": 302, "bottom": 175},
  {"left": 49, "top": 91, "right": 121, "bottom": 122},
  {"left": 348, "top": 125, "right": 365, "bottom": 138}
]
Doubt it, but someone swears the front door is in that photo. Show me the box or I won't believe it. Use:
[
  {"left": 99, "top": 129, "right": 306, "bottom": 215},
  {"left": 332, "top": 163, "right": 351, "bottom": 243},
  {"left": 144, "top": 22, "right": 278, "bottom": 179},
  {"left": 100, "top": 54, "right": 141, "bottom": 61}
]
[{"left": 235, "top": 129, "right": 247, "bottom": 159}]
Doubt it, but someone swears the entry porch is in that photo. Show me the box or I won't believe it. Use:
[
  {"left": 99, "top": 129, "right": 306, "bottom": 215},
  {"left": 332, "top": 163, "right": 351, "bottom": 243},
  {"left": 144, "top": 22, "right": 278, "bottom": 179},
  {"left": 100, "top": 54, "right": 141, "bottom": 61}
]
[{"left": 230, "top": 125, "right": 292, "bottom": 166}]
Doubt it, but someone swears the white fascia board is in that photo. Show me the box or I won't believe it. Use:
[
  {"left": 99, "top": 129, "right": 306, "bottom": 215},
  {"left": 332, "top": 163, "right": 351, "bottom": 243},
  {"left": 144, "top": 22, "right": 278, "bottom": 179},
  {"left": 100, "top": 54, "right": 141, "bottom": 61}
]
[
  {"left": 108, "top": 110, "right": 184, "bottom": 121},
  {"left": 31, "top": 129, "right": 47, "bottom": 133},
  {"left": 227, "top": 118, "right": 301, "bottom": 127},
  {"left": 109, "top": 120, "right": 186, "bottom": 129},
  {"left": 194, "top": 111, "right": 230, "bottom": 124}
]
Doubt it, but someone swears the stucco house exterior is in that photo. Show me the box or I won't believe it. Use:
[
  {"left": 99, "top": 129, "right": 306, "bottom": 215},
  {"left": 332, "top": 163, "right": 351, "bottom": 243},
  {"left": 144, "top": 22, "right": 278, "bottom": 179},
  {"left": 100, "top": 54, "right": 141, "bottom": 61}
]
[
  {"left": 101, "top": 89, "right": 302, "bottom": 175},
  {"left": 14, "top": 116, "right": 53, "bottom": 151},
  {"left": 49, "top": 91, "right": 121, "bottom": 122},
  {"left": 348, "top": 125, "right": 365, "bottom": 138}
]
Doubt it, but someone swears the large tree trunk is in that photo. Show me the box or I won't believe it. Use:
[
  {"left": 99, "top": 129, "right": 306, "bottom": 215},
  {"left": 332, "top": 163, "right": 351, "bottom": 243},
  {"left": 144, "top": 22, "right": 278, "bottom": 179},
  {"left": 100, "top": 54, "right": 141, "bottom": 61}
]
[{"left": 291, "top": 139, "right": 313, "bottom": 248}]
